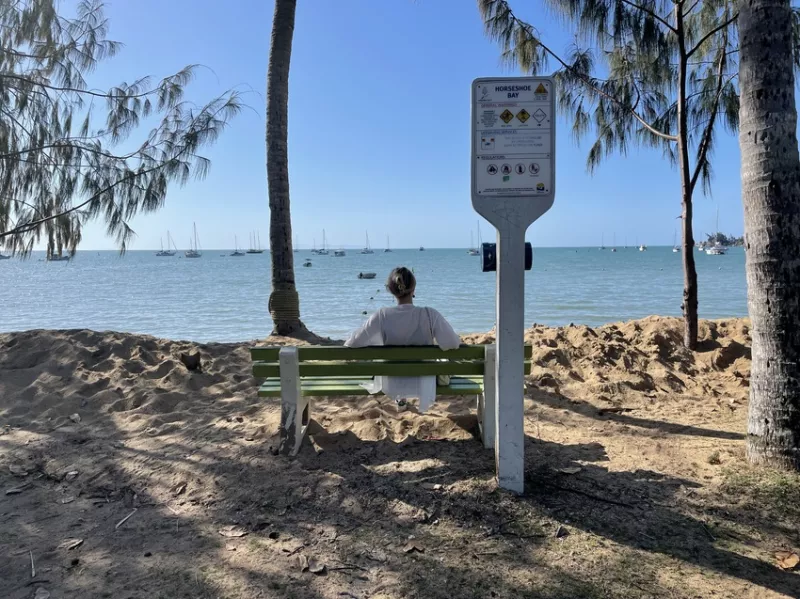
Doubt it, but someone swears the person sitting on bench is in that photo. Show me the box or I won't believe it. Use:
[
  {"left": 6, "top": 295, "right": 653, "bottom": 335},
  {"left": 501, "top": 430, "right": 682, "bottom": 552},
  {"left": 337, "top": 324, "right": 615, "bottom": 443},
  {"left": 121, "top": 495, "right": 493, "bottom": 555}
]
[{"left": 345, "top": 266, "right": 460, "bottom": 411}]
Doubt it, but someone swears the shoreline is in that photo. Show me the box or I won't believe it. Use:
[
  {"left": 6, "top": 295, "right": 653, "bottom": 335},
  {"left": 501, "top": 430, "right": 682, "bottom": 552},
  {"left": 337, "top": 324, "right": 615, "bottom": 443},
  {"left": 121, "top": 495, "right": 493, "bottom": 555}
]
[{"left": 0, "top": 313, "right": 752, "bottom": 347}]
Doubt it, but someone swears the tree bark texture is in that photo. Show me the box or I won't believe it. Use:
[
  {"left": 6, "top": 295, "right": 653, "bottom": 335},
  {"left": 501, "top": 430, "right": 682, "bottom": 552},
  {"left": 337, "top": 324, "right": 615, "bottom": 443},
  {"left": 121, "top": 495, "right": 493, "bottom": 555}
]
[
  {"left": 266, "top": 0, "right": 306, "bottom": 336},
  {"left": 739, "top": 0, "right": 800, "bottom": 469},
  {"left": 676, "top": 6, "right": 699, "bottom": 351}
]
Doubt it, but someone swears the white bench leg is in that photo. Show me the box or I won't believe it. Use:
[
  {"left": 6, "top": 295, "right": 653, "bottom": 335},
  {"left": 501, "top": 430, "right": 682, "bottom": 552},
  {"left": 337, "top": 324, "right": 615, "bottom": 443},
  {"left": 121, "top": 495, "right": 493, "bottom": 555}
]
[
  {"left": 479, "top": 344, "right": 497, "bottom": 449},
  {"left": 278, "top": 347, "right": 308, "bottom": 456}
]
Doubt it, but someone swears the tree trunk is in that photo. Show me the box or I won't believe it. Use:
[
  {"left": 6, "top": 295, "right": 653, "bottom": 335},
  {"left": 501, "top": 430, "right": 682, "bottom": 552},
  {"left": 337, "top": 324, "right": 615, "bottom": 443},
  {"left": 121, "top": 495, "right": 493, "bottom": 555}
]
[
  {"left": 675, "top": 6, "right": 699, "bottom": 350},
  {"left": 266, "top": 0, "right": 306, "bottom": 337},
  {"left": 739, "top": 0, "right": 800, "bottom": 469}
]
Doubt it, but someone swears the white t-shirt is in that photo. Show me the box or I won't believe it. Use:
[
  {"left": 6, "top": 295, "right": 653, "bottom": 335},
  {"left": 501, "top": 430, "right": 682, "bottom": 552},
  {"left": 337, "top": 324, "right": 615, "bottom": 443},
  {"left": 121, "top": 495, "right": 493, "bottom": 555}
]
[
  {"left": 344, "top": 305, "right": 461, "bottom": 411},
  {"left": 344, "top": 304, "right": 461, "bottom": 349}
]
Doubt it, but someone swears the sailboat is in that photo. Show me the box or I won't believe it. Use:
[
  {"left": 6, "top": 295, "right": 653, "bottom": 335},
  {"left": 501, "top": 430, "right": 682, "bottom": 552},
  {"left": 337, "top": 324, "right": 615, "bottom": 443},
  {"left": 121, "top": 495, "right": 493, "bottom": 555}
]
[
  {"left": 317, "top": 229, "right": 330, "bottom": 255},
  {"left": 231, "top": 235, "right": 245, "bottom": 256},
  {"left": 185, "top": 223, "right": 202, "bottom": 258},
  {"left": 706, "top": 207, "right": 727, "bottom": 255},
  {"left": 294, "top": 234, "right": 299, "bottom": 253},
  {"left": 611, "top": 233, "right": 617, "bottom": 252},
  {"left": 384, "top": 235, "right": 392, "bottom": 253},
  {"left": 672, "top": 230, "right": 680, "bottom": 252},
  {"left": 468, "top": 230, "right": 479, "bottom": 255},
  {"left": 361, "top": 232, "right": 374, "bottom": 254},
  {"left": 247, "top": 231, "right": 264, "bottom": 254},
  {"left": 599, "top": 233, "right": 605, "bottom": 250},
  {"left": 156, "top": 231, "right": 177, "bottom": 256}
]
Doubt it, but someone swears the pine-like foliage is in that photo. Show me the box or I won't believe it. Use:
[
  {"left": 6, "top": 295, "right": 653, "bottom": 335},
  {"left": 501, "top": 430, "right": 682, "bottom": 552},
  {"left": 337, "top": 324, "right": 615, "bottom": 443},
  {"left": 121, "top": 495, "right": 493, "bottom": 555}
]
[{"left": 0, "top": 0, "right": 241, "bottom": 257}]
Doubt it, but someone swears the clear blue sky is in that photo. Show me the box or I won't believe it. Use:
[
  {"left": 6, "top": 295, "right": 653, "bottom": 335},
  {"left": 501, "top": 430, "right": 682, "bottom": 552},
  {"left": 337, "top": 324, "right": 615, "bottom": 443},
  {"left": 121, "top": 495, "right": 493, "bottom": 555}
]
[{"left": 72, "top": 0, "right": 743, "bottom": 250}]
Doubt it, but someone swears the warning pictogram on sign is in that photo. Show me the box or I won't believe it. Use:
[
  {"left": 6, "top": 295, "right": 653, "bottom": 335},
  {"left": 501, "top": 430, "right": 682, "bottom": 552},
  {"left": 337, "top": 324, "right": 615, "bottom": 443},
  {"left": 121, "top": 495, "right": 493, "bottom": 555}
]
[
  {"left": 534, "top": 83, "right": 548, "bottom": 98},
  {"left": 516, "top": 109, "right": 530, "bottom": 123},
  {"left": 500, "top": 109, "right": 514, "bottom": 124}
]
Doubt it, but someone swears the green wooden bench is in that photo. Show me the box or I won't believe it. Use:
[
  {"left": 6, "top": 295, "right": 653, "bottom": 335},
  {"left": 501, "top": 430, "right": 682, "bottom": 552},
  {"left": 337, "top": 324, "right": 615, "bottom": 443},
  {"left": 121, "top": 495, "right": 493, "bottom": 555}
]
[{"left": 250, "top": 344, "right": 532, "bottom": 456}]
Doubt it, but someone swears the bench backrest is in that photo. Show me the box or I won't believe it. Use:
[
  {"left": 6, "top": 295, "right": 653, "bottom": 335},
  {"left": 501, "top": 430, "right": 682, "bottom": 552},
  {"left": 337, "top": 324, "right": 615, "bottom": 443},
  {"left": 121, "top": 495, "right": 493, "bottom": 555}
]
[{"left": 250, "top": 345, "right": 532, "bottom": 378}]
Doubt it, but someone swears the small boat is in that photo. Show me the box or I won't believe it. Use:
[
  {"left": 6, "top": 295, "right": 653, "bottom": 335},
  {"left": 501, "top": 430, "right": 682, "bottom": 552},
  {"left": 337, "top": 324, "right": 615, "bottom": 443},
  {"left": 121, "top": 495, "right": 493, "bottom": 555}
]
[
  {"left": 247, "top": 231, "right": 265, "bottom": 254},
  {"left": 334, "top": 249, "right": 346, "bottom": 257},
  {"left": 358, "top": 272, "right": 377, "bottom": 279},
  {"left": 303, "top": 259, "right": 312, "bottom": 267},
  {"left": 231, "top": 235, "right": 245, "bottom": 256},
  {"left": 599, "top": 232, "right": 605, "bottom": 250},
  {"left": 672, "top": 230, "right": 680, "bottom": 252},
  {"left": 48, "top": 254, "right": 70, "bottom": 262},
  {"left": 156, "top": 231, "right": 177, "bottom": 256},
  {"left": 639, "top": 244, "right": 647, "bottom": 252},
  {"left": 467, "top": 228, "right": 480, "bottom": 255},
  {"left": 361, "top": 232, "right": 374, "bottom": 254},
  {"left": 317, "top": 229, "right": 330, "bottom": 255},
  {"left": 419, "top": 246, "right": 425, "bottom": 251},
  {"left": 0, "top": 254, "right": 11, "bottom": 260},
  {"left": 185, "top": 222, "right": 202, "bottom": 258},
  {"left": 706, "top": 207, "right": 727, "bottom": 255},
  {"left": 384, "top": 235, "right": 392, "bottom": 253},
  {"left": 611, "top": 233, "right": 617, "bottom": 252}
]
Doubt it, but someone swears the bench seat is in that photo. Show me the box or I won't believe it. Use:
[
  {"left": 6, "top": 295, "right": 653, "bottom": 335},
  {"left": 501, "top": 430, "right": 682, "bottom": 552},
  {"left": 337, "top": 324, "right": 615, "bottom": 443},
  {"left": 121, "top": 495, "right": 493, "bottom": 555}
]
[
  {"left": 257, "top": 376, "right": 485, "bottom": 397},
  {"left": 250, "top": 344, "right": 529, "bottom": 456}
]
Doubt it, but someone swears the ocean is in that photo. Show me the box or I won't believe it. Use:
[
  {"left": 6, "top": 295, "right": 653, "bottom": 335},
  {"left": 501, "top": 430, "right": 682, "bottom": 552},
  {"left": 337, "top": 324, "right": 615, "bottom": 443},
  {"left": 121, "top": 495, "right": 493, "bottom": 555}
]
[{"left": 0, "top": 246, "right": 747, "bottom": 342}]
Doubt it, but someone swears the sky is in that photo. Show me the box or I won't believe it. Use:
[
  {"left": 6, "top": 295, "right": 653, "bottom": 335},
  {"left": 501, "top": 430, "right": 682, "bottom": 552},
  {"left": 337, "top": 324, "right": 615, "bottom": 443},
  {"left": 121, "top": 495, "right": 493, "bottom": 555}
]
[{"left": 67, "top": 0, "right": 744, "bottom": 250}]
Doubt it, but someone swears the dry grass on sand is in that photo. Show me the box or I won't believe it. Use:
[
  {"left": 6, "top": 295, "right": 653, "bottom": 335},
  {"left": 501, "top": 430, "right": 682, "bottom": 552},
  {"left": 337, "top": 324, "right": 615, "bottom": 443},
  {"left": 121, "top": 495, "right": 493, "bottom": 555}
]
[{"left": 1, "top": 317, "right": 799, "bottom": 598}]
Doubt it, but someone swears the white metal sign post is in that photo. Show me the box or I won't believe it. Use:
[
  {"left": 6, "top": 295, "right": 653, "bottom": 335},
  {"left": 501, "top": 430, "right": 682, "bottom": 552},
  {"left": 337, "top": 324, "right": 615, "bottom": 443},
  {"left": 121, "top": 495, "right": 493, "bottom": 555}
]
[{"left": 471, "top": 77, "right": 556, "bottom": 493}]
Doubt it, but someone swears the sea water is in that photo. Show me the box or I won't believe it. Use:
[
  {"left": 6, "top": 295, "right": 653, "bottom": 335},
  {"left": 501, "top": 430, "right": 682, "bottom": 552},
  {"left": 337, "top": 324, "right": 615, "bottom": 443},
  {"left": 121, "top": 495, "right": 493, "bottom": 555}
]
[{"left": 0, "top": 247, "right": 747, "bottom": 342}]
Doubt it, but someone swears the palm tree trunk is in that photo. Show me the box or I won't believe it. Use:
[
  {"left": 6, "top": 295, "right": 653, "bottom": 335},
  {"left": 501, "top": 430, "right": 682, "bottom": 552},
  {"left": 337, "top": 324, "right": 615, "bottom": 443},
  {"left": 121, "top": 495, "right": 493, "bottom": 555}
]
[
  {"left": 266, "top": 0, "right": 306, "bottom": 336},
  {"left": 739, "top": 0, "right": 800, "bottom": 470},
  {"left": 676, "top": 5, "right": 699, "bottom": 350}
]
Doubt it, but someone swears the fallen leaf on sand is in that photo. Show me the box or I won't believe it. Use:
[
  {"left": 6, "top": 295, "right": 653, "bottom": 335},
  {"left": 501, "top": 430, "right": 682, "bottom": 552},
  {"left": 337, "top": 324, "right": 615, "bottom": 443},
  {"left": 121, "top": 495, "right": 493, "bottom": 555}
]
[
  {"left": 5, "top": 486, "right": 27, "bottom": 495},
  {"left": 555, "top": 525, "right": 570, "bottom": 539},
  {"left": 403, "top": 543, "right": 425, "bottom": 554},
  {"left": 421, "top": 483, "right": 442, "bottom": 491},
  {"left": 226, "top": 544, "right": 237, "bottom": 551},
  {"left": 775, "top": 551, "right": 800, "bottom": 570},
  {"left": 34, "top": 588, "right": 50, "bottom": 599},
  {"left": 58, "top": 538, "right": 84, "bottom": 550},
  {"left": 69, "top": 413, "right": 81, "bottom": 423},
  {"left": 557, "top": 467, "right": 582, "bottom": 475},
  {"left": 61, "top": 496, "right": 75, "bottom": 504},
  {"left": 297, "top": 554, "right": 309, "bottom": 571},
  {"left": 218, "top": 526, "right": 248, "bottom": 538},
  {"left": 171, "top": 482, "right": 187, "bottom": 496},
  {"left": 9, "top": 464, "right": 28, "bottom": 477},
  {"left": 307, "top": 557, "right": 326, "bottom": 574},
  {"left": 64, "top": 471, "right": 79, "bottom": 482}
]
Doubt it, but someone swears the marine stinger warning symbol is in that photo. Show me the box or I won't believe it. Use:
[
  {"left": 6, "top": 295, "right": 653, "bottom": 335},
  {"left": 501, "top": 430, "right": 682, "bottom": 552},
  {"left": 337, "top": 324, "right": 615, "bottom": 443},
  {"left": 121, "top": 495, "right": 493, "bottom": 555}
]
[
  {"left": 516, "top": 109, "right": 530, "bottom": 123},
  {"left": 500, "top": 109, "right": 514, "bottom": 124},
  {"left": 534, "top": 83, "right": 548, "bottom": 98}
]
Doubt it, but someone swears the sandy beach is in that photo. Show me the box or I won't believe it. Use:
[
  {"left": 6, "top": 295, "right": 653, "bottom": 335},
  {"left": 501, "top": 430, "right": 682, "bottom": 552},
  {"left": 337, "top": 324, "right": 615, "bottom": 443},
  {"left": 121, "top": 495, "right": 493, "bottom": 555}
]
[{"left": 2, "top": 317, "right": 799, "bottom": 598}]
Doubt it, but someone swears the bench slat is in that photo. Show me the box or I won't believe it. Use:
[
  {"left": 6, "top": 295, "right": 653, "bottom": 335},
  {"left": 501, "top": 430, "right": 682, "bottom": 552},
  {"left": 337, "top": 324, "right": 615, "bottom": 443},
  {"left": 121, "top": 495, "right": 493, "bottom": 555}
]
[
  {"left": 250, "top": 345, "right": 533, "bottom": 361},
  {"left": 252, "top": 360, "right": 531, "bottom": 378},
  {"left": 257, "top": 376, "right": 484, "bottom": 398}
]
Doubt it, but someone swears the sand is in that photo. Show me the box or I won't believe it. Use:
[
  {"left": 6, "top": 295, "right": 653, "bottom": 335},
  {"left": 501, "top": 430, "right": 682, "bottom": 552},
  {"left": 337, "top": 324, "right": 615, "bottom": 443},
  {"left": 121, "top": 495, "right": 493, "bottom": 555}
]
[{"left": 1, "top": 317, "right": 798, "bottom": 599}]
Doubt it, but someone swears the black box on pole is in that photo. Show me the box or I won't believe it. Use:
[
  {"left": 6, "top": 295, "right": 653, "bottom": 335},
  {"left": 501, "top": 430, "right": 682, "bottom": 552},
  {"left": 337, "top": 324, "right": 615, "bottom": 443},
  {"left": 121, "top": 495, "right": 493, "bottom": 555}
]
[{"left": 481, "top": 242, "right": 532, "bottom": 272}]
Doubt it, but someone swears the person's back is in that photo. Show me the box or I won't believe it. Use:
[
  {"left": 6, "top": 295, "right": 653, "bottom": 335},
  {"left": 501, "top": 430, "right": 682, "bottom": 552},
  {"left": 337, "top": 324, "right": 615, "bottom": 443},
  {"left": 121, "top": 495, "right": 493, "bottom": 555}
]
[
  {"left": 346, "top": 304, "right": 459, "bottom": 349},
  {"left": 345, "top": 267, "right": 460, "bottom": 410}
]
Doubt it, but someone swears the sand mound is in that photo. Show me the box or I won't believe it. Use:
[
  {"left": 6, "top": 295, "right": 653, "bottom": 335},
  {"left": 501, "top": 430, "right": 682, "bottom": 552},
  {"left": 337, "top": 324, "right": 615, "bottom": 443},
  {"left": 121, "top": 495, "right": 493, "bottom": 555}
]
[{"left": 6, "top": 318, "right": 795, "bottom": 599}]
